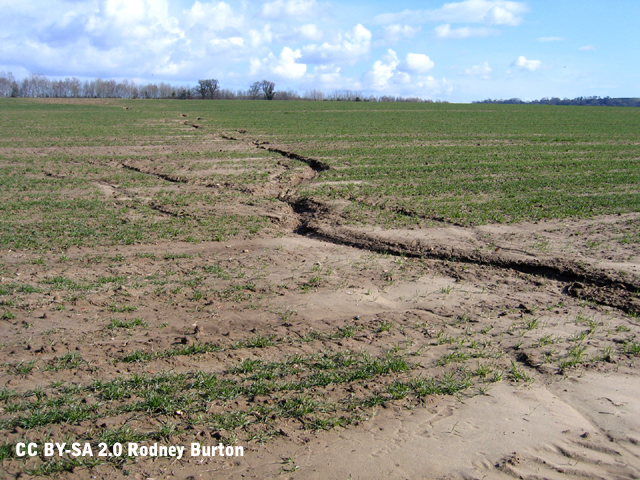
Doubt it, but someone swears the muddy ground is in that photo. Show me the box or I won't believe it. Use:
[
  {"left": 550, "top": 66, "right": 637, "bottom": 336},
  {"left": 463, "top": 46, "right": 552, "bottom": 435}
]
[{"left": 1, "top": 131, "right": 639, "bottom": 480}]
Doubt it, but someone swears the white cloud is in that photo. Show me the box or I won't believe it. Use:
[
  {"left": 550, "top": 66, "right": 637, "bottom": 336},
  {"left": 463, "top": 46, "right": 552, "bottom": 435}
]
[
  {"left": 375, "top": 1, "right": 528, "bottom": 26},
  {"left": 376, "top": 24, "right": 420, "bottom": 45},
  {"left": 183, "top": 1, "right": 241, "bottom": 31},
  {"left": 311, "top": 65, "right": 344, "bottom": 87},
  {"left": 153, "top": 59, "right": 193, "bottom": 77},
  {"left": 414, "top": 76, "right": 452, "bottom": 97},
  {"left": 401, "top": 53, "right": 435, "bottom": 74},
  {"left": 248, "top": 26, "right": 274, "bottom": 48},
  {"left": 207, "top": 36, "right": 245, "bottom": 55},
  {"left": 512, "top": 55, "right": 542, "bottom": 72},
  {"left": 249, "top": 57, "right": 262, "bottom": 76},
  {"left": 83, "top": 0, "right": 183, "bottom": 45},
  {"left": 256, "top": 46, "right": 307, "bottom": 80},
  {"left": 299, "top": 24, "right": 323, "bottom": 42},
  {"left": 0, "top": 0, "right": 251, "bottom": 82},
  {"left": 364, "top": 49, "right": 443, "bottom": 97},
  {"left": 538, "top": 36, "right": 564, "bottom": 42},
  {"left": 434, "top": 23, "right": 497, "bottom": 38},
  {"left": 483, "top": 5, "right": 522, "bottom": 26},
  {"left": 0, "top": 0, "right": 462, "bottom": 98},
  {"left": 261, "top": 0, "right": 319, "bottom": 19},
  {"left": 464, "top": 61, "right": 492, "bottom": 78},
  {"left": 104, "top": 0, "right": 146, "bottom": 25},
  {"left": 274, "top": 47, "right": 307, "bottom": 79},
  {"left": 365, "top": 50, "right": 403, "bottom": 90},
  {"left": 579, "top": 44, "right": 595, "bottom": 51},
  {"left": 300, "top": 24, "right": 371, "bottom": 65},
  {"left": 268, "top": 22, "right": 324, "bottom": 45}
]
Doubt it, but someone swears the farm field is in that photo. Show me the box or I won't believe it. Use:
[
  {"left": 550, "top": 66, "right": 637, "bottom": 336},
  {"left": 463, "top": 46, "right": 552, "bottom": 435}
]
[{"left": 1, "top": 98, "right": 639, "bottom": 479}]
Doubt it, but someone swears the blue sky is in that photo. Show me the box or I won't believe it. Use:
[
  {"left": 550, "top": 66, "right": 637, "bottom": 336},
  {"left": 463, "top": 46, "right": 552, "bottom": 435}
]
[{"left": 1, "top": 0, "right": 637, "bottom": 102}]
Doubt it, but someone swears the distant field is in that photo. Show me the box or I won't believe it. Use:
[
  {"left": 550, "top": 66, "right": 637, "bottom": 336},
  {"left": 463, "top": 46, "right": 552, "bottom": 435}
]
[
  {"left": 1, "top": 98, "right": 639, "bottom": 251},
  {"left": 207, "top": 101, "right": 640, "bottom": 226}
]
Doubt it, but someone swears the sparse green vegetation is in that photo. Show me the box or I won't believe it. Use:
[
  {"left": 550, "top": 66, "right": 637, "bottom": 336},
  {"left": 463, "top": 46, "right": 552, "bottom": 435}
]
[
  {"left": 45, "top": 353, "right": 89, "bottom": 372},
  {"left": 508, "top": 361, "right": 533, "bottom": 383},
  {"left": 107, "top": 318, "right": 149, "bottom": 329},
  {"left": 624, "top": 341, "right": 640, "bottom": 356},
  {"left": 107, "top": 303, "right": 137, "bottom": 313},
  {"left": 8, "top": 361, "right": 37, "bottom": 376}
]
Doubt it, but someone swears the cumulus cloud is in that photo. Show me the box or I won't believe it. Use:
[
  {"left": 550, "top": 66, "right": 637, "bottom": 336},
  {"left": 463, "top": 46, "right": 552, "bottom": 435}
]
[
  {"left": 1, "top": 0, "right": 192, "bottom": 76},
  {"left": 364, "top": 49, "right": 440, "bottom": 94},
  {"left": 254, "top": 46, "right": 307, "bottom": 80},
  {"left": 311, "top": 65, "right": 344, "bottom": 87},
  {"left": 538, "top": 36, "right": 564, "bottom": 42},
  {"left": 0, "top": 0, "right": 458, "bottom": 98},
  {"left": 375, "top": 0, "right": 528, "bottom": 26},
  {"left": 434, "top": 24, "right": 497, "bottom": 38},
  {"left": 465, "top": 61, "right": 492, "bottom": 78},
  {"left": 512, "top": 56, "right": 542, "bottom": 72},
  {"left": 300, "top": 24, "right": 371, "bottom": 65},
  {"left": 0, "top": 0, "right": 258, "bottom": 81},
  {"left": 85, "top": 0, "right": 183, "bottom": 47},
  {"left": 273, "top": 47, "right": 307, "bottom": 79},
  {"left": 365, "top": 50, "right": 406, "bottom": 90},
  {"left": 401, "top": 53, "right": 435, "bottom": 74}
]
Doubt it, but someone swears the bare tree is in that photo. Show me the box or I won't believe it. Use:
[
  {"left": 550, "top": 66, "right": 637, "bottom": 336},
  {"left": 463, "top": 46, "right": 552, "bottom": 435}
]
[
  {"left": 277, "top": 89, "right": 301, "bottom": 100},
  {"left": 0, "top": 71, "right": 438, "bottom": 102},
  {"left": 158, "top": 82, "right": 174, "bottom": 99},
  {"left": 261, "top": 80, "right": 276, "bottom": 100},
  {"left": 19, "top": 74, "right": 51, "bottom": 97},
  {"left": 218, "top": 88, "right": 237, "bottom": 100},
  {"left": 197, "top": 79, "right": 220, "bottom": 99},
  {"left": 304, "top": 89, "right": 324, "bottom": 101},
  {"left": 0, "top": 72, "right": 18, "bottom": 97},
  {"left": 328, "top": 89, "right": 361, "bottom": 102},
  {"left": 248, "top": 81, "right": 262, "bottom": 100}
]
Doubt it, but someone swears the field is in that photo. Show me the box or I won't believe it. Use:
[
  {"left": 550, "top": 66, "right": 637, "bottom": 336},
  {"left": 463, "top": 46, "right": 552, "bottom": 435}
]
[{"left": 1, "top": 98, "right": 639, "bottom": 479}]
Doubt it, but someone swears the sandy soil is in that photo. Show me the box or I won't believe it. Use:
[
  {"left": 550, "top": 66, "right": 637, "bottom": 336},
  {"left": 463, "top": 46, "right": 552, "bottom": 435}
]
[{"left": 1, "top": 133, "right": 639, "bottom": 480}]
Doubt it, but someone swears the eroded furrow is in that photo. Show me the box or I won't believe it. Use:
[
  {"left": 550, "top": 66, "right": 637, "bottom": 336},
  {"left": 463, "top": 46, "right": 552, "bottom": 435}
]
[
  {"left": 252, "top": 141, "right": 331, "bottom": 172},
  {"left": 218, "top": 135, "right": 640, "bottom": 315},
  {"left": 115, "top": 132, "right": 639, "bottom": 318},
  {"left": 302, "top": 221, "right": 640, "bottom": 314},
  {"left": 121, "top": 162, "right": 188, "bottom": 183}
]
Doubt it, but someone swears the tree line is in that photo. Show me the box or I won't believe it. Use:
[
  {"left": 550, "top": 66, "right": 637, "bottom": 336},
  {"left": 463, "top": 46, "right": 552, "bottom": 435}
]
[
  {"left": 0, "top": 72, "right": 442, "bottom": 103},
  {"left": 474, "top": 96, "right": 640, "bottom": 107}
]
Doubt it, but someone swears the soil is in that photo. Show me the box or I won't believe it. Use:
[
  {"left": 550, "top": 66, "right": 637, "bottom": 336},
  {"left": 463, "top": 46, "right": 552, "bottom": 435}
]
[{"left": 1, "top": 133, "right": 639, "bottom": 480}]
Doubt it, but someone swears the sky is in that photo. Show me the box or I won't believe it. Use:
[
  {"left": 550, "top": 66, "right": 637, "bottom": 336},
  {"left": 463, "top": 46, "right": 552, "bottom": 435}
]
[{"left": 0, "top": 0, "right": 638, "bottom": 102}]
